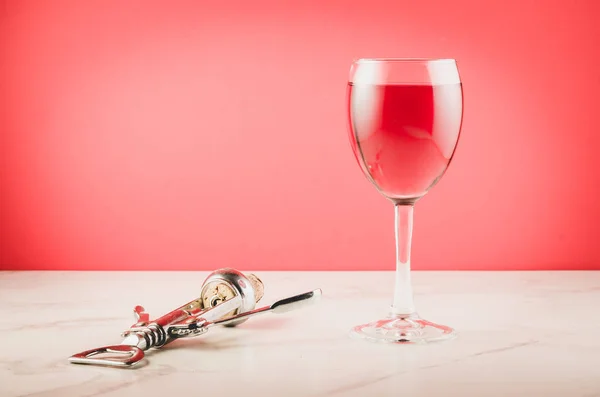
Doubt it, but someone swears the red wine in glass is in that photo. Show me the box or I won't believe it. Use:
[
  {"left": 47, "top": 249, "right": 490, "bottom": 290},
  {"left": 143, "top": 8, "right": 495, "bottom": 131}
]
[
  {"left": 348, "top": 83, "right": 462, "bottom": 200},
  {"left": 347, "top": 59, "right": 463, "bottom": 343}
]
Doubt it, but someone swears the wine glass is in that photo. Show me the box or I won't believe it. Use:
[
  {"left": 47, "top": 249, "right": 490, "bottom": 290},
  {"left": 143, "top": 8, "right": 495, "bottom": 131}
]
[{"left": 346, "top": 58, "right": 463, "bottom": 343}]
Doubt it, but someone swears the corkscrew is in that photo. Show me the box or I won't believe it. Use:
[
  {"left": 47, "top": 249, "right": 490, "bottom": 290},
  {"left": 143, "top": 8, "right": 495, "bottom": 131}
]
[{"left": 68, "top": 268, "right": 322, "bottom": 368}]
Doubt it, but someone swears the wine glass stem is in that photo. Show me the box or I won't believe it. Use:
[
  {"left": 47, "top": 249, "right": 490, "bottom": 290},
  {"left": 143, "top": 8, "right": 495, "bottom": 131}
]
[{"left": 391, "top": 204, "right": 416, "bottom": 316}]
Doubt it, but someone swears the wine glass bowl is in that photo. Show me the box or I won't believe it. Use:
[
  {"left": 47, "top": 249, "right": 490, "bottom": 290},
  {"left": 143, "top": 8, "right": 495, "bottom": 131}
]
[
  {"left": 348, "top": 58, "right": 463, "bottom": 204},
  {"left": 346, "top": 58, "right": 463, "bottom": 343}
]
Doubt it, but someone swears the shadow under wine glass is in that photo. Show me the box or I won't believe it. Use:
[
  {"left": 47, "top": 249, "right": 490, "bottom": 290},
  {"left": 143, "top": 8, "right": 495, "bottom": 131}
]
[{"left": 346, "top": 58, "right": 463, "bottom": 343}]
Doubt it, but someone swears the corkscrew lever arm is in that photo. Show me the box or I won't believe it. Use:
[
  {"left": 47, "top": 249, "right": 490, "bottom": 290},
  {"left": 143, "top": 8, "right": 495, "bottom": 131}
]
[{"left": 213, "top": 288, "right": 322, "bottom": 326}]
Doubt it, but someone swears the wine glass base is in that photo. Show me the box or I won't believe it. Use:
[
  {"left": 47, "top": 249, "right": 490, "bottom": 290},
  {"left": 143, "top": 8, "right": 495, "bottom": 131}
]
[{"left": 349, "top": 313, "right": 456, "bottom": 344}]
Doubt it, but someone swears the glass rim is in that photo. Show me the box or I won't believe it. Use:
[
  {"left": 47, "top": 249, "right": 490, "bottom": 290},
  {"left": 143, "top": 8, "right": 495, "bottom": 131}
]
[{"left": 353, "top": 58, "right": 456, "bottom": 64}]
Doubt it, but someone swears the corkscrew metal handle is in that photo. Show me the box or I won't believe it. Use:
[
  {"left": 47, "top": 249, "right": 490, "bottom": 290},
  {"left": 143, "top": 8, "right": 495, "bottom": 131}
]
[{"left": 69, "top": 345, "right": 144, "bottom": 368}]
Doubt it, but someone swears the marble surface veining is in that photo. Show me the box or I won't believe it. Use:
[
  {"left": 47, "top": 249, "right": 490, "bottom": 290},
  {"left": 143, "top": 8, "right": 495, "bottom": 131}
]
[{"left": 0, "top": 271, "right": 599, "bottom": 397}]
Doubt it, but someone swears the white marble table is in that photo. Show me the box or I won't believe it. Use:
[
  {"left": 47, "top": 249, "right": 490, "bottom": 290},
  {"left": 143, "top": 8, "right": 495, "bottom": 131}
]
[{"left": 1, "top": 271, "right": 599, "bottom": 397}]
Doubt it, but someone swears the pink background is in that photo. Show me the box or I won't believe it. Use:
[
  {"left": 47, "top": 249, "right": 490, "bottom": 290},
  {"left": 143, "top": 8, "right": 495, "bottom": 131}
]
[{"left": 1, "top": 0, "right": 599, "bottom": 271}]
